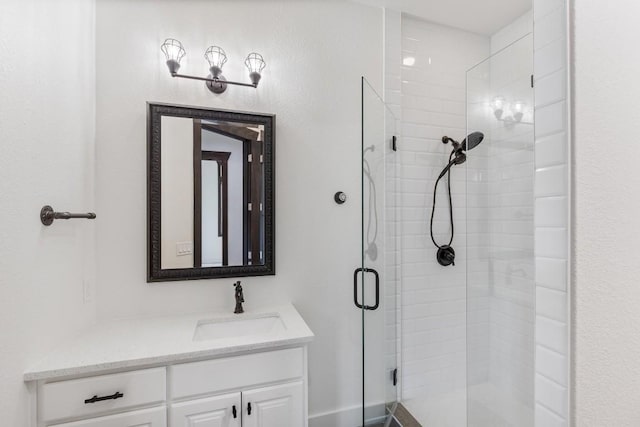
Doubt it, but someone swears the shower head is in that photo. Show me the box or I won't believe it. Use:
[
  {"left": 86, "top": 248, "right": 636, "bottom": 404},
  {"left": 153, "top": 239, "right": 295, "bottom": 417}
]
[
  {"left": 441, "top": 131, "right": 485, "bottom": 152},
  {"left": 437, "top": 131, "right": 484, "bottom": 176},
  {"left": 461, "top": 131, "right": 484, "bottom": 151}
]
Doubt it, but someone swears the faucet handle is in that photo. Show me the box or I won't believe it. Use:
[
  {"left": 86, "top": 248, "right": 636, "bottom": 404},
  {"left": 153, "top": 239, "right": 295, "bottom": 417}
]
[{"left": 233, "top": 281, "right": 244, "bottom": 314}]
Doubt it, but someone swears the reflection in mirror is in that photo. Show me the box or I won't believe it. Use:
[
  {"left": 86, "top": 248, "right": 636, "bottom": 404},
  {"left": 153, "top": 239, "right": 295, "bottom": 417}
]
[
  {"left": 200, "top": 150, "right": 230, "bottom": 267},
  {"left": 148, "top": 103, "right": 274, "bottom": 281}
]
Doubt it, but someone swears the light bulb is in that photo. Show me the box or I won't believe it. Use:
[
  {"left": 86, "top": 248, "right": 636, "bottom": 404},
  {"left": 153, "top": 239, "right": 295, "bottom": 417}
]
[
  {"left": 245, "top": 52, "right": 266, "bottom": 86},
  {"left": 492, "top": 96, "right": 505, "bottom": 111},
  {"left": 492, "top": 96, "right": 505, "bottom": 119},
  {"left": 513, "top": 100, "right": 525, "bottom": 122},
  {"left": 245, "top": 52, "right": 266, "bottom": 73},
  {"left": 513, "top": 101, "right": 525, "bottom": 114},
  {"left": 205, "top": 46, "right": 227, "bottom": 78},
  {"left": 403, "top": 57, "right": 416, "bottom": 66},
  {"left": 161, "top": 38, "right": 186, "bottom": 75}
]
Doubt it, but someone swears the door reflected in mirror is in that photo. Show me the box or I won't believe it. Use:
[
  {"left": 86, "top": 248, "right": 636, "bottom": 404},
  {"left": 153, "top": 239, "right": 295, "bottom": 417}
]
[{"left": 148, "top": 103, "right": 274, "bottom": 281}]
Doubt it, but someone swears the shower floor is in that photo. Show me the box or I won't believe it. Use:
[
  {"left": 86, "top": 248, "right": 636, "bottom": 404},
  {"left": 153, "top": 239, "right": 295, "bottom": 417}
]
[
  {"left": 401, "top": 383, "right": 533, "bottom": 427},
  {"left": 402, "top": 389, "right": 466, "bottom": 427}
]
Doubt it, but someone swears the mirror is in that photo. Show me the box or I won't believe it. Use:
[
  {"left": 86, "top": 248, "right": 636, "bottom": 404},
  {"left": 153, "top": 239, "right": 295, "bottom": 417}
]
[{"left": 147, "top": 103, "right": 275, "bottom": 281}]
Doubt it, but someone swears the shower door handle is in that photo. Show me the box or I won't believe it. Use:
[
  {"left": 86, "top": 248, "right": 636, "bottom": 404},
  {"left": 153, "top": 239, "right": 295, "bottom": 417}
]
[{"left": 353, "top": 267, "right": 380, "bottom": 310}]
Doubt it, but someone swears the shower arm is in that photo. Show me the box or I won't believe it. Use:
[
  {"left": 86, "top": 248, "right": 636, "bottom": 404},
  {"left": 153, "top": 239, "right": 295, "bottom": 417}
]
[{"left": 442, "top": 136, "right": 461, "bottom": 151}]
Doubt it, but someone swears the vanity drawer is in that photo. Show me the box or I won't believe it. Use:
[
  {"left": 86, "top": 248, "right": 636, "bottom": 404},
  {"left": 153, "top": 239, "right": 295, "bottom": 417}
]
[
  {"left": 49, "top": 406, "right": 166, "bottom": 427},
  {"left": 40, "top": 367, "right": 166, "bottom": 423},
  {"left": 170, "top": 348, "right": 303, "bottom": 399}
]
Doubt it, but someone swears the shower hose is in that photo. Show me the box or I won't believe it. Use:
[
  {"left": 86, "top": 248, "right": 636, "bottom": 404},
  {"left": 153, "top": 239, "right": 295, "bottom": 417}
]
[{"left": 430, "top": 151, "right": 456, "bottom": 262}]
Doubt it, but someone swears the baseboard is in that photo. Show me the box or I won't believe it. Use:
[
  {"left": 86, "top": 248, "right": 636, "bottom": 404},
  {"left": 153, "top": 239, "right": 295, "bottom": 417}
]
[{"left": 309, "top": 402, "right": 386, "bottom": 427}]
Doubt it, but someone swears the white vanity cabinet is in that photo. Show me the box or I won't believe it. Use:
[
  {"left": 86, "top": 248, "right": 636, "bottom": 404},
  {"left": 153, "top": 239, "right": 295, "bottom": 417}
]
[
  {"left": 169, "top": 393, "right": 241, "bottom": 427},
  {"left": 169, "top": 347, "right": 306, "bottom": 427},
  {"left": 169, "top": 381, "right": 303, "bottom": 427},
  {"left": 241, "top": 381, "right": 304, "bottom": 427},
  {"left": 33, "top": 347, "right": 308, "bottom": 427},
  {"left": 26, "top": 306, "right": 313, "bottom": 427}
]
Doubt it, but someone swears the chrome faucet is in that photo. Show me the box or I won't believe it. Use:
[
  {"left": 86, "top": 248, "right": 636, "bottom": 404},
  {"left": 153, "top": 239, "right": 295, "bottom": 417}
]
[{"left": 233, "top": 281, "right": 244, "bottom": 314}]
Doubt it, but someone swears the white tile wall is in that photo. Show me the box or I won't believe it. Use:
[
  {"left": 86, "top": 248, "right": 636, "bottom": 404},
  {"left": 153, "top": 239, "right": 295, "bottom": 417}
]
[
  {"left": 533, "top": 0, "right": 570, "bottom": 425},
  {"left": 397, "top": 16, "right": 490, "bottom": 422},
  {"left": 491, "top": 11, "right": 533, "bottom": 52}
]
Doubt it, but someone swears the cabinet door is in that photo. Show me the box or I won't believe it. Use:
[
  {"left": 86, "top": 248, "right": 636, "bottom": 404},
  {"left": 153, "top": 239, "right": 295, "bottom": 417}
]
[
  {"left": 242, "top": 381, "right": 304, "bottom": 427},
  {"left": 50, "top": 406, "right": 165, "bottom": 427},
  {"left": 170, "top": 392, "right": 241, "bottom": 427}
]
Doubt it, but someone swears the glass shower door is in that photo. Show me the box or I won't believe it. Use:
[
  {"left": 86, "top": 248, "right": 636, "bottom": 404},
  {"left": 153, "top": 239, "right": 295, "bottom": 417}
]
[
  {"left": 465, "top": 34, "right": 535, "bottom": 427},
  {"left": 359, "top": 77, "right": 399, "bottom": 426}
]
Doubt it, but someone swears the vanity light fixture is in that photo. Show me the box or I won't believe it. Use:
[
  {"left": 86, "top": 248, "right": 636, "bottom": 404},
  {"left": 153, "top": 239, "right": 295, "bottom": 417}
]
[
  {"left": 490, "top": 96, "right": 528, "bottom": 124},
  {"left": 160, "top": 38, "right": 266, "bottom": 94}
]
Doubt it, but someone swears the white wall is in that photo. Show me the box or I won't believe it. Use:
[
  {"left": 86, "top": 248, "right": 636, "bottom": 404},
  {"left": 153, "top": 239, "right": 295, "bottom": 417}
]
[
  {"left": 94, "top": 0, "right": 382, "bottom": 421},
  {"left": 572, "top": 0, "right": 640, "bottom": 425},
  {"left": 161, "top": 116, "right": 194, "bottom": 269},
  {"left": 0, "top": 0, "right": 96, "bottom": 425}
]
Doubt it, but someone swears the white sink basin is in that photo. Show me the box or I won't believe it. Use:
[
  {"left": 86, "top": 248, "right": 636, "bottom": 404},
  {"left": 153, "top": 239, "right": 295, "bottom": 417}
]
[{"left": 193, "top": 314, "right": 285, "bottom": 342}]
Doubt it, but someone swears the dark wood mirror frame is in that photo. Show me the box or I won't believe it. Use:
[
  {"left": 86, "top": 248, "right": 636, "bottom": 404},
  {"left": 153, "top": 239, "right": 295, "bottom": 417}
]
[{"left": 147, "top": 102, "right": 275, "bottom": 282}]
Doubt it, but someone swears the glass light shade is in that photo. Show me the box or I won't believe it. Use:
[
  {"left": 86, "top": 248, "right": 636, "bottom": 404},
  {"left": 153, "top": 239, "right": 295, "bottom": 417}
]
[
  {"left": 205, "top": 46, "right": 228, "bottom": 70},
  {"left": 244, "top": 52, "right": 266, "bottom": 74}
]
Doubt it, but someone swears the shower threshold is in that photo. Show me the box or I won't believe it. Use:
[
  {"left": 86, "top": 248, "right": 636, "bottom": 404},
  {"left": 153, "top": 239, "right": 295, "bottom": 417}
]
[{"left": 375, "top": 402, "right": 422, "bottom": 427}]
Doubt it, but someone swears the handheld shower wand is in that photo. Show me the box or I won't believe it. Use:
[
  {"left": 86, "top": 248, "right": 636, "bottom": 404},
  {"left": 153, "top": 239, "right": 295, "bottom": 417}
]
[{"left": 430, "top": 132, "right": 484, "bottom": 266}]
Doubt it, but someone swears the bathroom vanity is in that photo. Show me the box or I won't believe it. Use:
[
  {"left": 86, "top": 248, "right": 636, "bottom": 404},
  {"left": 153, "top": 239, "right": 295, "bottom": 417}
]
[{"left": 24, "top": 305, "right": 313, "bottom": 427}]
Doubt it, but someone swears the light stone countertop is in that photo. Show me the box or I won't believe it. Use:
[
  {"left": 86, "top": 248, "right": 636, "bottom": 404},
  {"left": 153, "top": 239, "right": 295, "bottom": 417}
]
[{"left": 24, "top": 304, "right": 314, "bottom": 382}]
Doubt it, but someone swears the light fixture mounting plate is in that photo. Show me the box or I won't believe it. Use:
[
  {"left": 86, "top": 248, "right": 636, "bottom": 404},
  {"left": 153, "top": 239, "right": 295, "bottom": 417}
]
[{"left": 206, "top": 75, "right": 227, "bottom": 94}]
